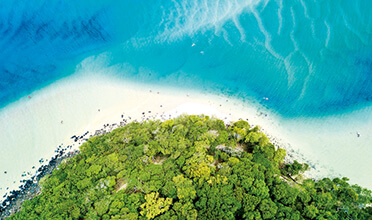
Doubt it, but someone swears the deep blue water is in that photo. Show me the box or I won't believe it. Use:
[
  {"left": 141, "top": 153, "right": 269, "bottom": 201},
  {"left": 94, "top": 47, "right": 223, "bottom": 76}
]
[{"left": 1, "top": 0, "right": 372, "bottom": 117}]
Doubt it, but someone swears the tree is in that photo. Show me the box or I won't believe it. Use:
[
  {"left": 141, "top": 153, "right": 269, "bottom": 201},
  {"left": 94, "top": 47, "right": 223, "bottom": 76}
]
[
  {"left": 140, "top": 192, "right": 173, "bottom": 219},
  {"left": 259, "top": 199, "right": 278, "bottom": 219},
  {"left": 304, "top": 204, "right": 319, "bottom": 219},
  {"left": 173, "top": 174, "right": 196, "bottom": 201}
]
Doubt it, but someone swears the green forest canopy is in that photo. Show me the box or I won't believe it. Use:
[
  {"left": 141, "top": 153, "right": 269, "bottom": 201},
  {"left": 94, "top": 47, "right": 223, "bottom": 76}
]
[{"left": 9, "top": 115, "right": 372, "bottom": 219}]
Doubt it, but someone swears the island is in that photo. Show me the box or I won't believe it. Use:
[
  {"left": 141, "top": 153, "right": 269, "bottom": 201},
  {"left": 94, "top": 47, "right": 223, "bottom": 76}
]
[{"left": 6, "top": 115, "right": 372, "bottom": 219}]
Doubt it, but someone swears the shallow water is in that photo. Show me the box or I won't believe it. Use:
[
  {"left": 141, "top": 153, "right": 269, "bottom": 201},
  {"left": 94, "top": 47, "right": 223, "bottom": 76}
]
[
  {"left": 1, "top": 0, "right": 372, "bottom": 197},
  {"left": 1, "top": 0, "right": 372, "bottom": 116}
]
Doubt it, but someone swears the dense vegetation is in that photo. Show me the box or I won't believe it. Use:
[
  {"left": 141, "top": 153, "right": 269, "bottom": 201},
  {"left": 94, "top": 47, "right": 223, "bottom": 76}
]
[{"left": 9, "top": 115, "right": 372, "bottom": 219}]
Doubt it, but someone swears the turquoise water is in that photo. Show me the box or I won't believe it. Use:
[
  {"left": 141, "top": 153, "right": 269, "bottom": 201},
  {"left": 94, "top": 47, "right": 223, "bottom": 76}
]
[{"left": 1, "top": 0, "right": 372, "bottom": 116}]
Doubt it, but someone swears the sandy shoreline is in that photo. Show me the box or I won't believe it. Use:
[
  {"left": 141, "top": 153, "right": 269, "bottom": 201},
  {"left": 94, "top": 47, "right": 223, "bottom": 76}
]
[{"left": 1, "top": 72, "right": 371, "bottom": 206}]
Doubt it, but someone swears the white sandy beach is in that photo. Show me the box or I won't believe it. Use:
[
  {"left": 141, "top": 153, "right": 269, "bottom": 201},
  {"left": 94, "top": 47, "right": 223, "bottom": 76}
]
[{"left": 1, "top": 70, "right": 372, "bottom": 200}]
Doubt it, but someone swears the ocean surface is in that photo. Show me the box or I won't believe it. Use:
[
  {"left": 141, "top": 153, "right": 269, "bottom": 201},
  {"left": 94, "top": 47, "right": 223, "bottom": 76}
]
[
  {"left": 1, "top": 0, "right": 372, "bottom": 116},
  {"left": 1, "top": 0, "right": 372, "bottom": 196}
]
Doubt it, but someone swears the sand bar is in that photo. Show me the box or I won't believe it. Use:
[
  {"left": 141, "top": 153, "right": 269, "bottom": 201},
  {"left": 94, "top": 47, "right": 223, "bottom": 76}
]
[{"left": 1, "top": 72, "right": 372, "bottom": 201}]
